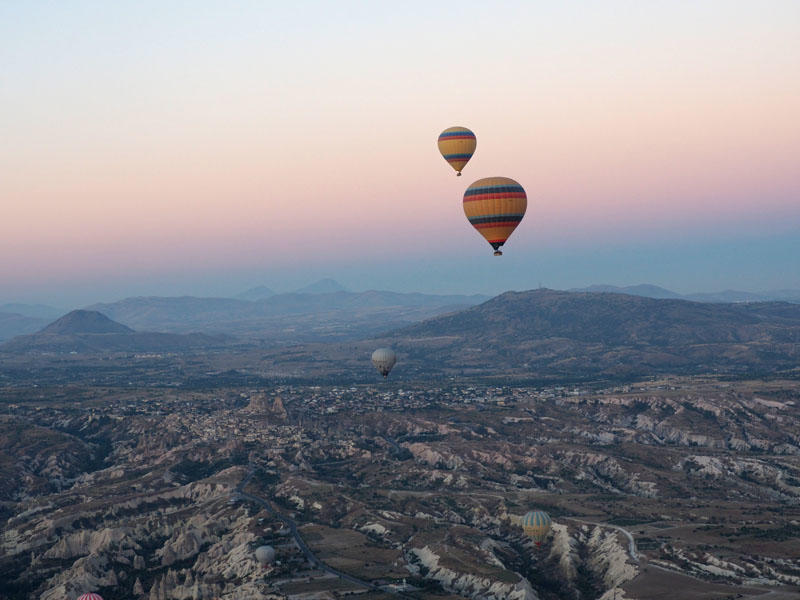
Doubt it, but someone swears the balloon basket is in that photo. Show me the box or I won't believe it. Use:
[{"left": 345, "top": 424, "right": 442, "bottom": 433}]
[{"left": 493, "top": 250, "right": 503, "bottom": 256}]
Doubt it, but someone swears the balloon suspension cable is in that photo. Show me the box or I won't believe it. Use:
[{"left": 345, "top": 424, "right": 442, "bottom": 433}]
[{"left": 494, "top": 250, "right": 503, "bottom": 256}]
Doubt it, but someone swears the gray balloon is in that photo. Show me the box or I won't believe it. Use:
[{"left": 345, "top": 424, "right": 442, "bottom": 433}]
[
  {"left": 371, "top": 348, "right": 397, "bottom": 378},
  {"left": 255, "top": 545, "right": 275, "bottom": 566}
]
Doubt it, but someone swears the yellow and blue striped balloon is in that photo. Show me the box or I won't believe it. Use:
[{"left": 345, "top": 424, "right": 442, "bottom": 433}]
[
  {"left": 437, "top": 126, "right": 476, "bottom": 176},
  {"left": 463, "top": 176, "right": 527, "bottom": 255},
  {"left": 521, "top": 510, "right": 552, "bottom": 545}
]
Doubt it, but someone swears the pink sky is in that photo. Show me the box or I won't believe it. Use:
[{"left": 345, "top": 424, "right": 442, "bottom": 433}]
[{"left": 1, "top": 2, "right": 798, "bottom": 298}]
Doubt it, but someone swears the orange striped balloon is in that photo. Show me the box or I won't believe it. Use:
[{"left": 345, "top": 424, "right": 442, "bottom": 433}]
[
  {"left": 437, "top": 126, "right": 476, "bottom": 176},
  {"left": 463, "top": 177, "right": 527, "bottom": 255}
]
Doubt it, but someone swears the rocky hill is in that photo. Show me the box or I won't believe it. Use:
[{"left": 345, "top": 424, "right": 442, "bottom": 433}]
[
  {"left": 383, "top": 289, "right": 800, "bottom": 380},
  {"left": 570, "top": 284, "right": 683, "bottom": 299},
  {"left": 40, "top": 310, "right": 134, "bottom": 335},
  {"left": 0, "top": 310, "right": 228, "bottom": 354}
]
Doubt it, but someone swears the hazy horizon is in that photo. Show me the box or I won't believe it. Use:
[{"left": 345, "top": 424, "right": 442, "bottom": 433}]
[{"left": 3, "top": 233, "right": 800, "bottom": 310}]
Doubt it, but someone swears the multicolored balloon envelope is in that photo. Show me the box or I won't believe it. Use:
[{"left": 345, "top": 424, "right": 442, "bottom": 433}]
[
  {"left": 77, "top": 594, "right": 104, "bottom": 600},
  {"left": 521, "top": 510, "right": 552, "bottom": 546},
  {"left": 437, "top": 126, "right": 476, "bottom": 176},
  {"left": 463, "top": 176, "right": 527, "bottom": 255}
]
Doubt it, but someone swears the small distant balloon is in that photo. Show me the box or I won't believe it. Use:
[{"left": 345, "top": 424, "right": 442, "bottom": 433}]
[
  {"left": 371, "top": 348, "right": 397, "bottom": 378},
  {"left": 521, "top": 510, "right": 552, "bottom": 546},
  {"left": 463, "top": 176, "right": 527, "bottom": 256},
  {"left": 255, "top": 545, "right": 275, "bottom": 566},
  {"left": 77, "top": 595, "right": 104, "bottom": 600},
  {"left": 438, "top": 126, "right": 476, "bottom": 176}
]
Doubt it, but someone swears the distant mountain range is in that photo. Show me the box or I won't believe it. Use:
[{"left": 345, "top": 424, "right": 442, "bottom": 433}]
[
  {"left": 3, "top": 290, "right": 800, "bottom": 380},
  {"left": 0, "top": 303, "right": 63, "bottom": 319},
  {"left": 235, "top": 285, "right": 275, "bottom": 301},
  {"left": 294, "top": 278, "right": 348, "bottom": 294},
  {"left": 236, "top": 278, "right": 348, "bottom": 301},
  {"left": 1, "top": 310, "right": 228, "bottom": 354},
  {"left": 569, "top": 284, "right": 800, "bottom": 304},
  {"left": 0, "top": 312, "right": 50, "bottom": 342},
  {"left": 2, "top": 280, "right": 795, "bottom": 344},
  {"left": 379, "top": 289, "right": 800, "bottom": 380},
  {"left": 0, "top": 304, "right": 64, "bottom": 342},
  {"left": 83, "top": 290, "right": 489, "bottom": 342}
]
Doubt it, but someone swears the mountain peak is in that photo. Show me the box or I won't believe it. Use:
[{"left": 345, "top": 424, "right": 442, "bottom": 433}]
[
  {"left": 236, "top": 285, "right": 275, "bottom": 301},
  {"left": 40, "top": 310, "right": 134, "bottom": 335},
  {"left": 294, "top": 278, "right": 348, "bottom": 294},
  {"left": 0, "top": 303, "right": 62, "bottom": 319}
]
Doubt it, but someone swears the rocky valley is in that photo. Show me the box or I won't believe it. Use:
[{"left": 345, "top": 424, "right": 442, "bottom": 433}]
[{"left": 1, "top": 376, "right": 799, "bottom": 600}]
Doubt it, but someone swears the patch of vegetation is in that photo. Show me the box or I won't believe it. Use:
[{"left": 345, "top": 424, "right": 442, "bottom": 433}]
[
  {"left": 607, "top": 516, "right": 653, "bottom": 526},
  {"left": 172, "top": 457, "right": 237, "bottom": 481},
  {"left": 725, "top": 523, "right": 800, "bottom": 541}
]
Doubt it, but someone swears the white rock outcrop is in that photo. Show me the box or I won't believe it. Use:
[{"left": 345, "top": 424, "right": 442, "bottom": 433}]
[
  {"left": 43, "top": 527, "right": 137, "bottom": 559},
  {"left": 409, "top": 545, "right": 539, "bottom": 600},
  {"left": 586, "top": 527, "right": 638, "bottom": 590},
  {"left": 547, "top": 523, "right": 579, "bottom": 581}
]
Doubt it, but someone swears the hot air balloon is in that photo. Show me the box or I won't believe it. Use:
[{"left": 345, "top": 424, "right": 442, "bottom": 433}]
[
  {"left": 521, "top": 510, "right": 551, "bottom": 546},
  {"left": 438, "top": 126, "right": 476, "bottom": 176},
  {"left": 77, "top": 594, "right": 104, "bottom": 600},
  {"left": 371, "top": 348, "right": 397, "bottom": 378},
  {"left": 463, "top": 176, "right": 527, "bottom": 256},
  {"left": 255, "top": 544, "right": 276, "bottom": 567}
]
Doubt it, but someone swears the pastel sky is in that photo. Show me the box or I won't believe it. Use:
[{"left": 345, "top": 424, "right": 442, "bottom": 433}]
[{"left": 2, "top": 1, "right": 799, "bottom": 306}]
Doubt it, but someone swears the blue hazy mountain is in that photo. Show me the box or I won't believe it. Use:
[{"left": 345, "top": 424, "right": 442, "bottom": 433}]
[
  {"left": 1, "top": 310, "right": 227, "bottom": 353},
  {"left": 0, "top": 312, "right": 50, "bottom": 342},
  {"left": 294, "top": 278, "right": 349, "bottom": 294},
  {"left": 571, "top": 284, "right": 800, "bottom": 303},
  {"left": 0, "top": 303, "right": 63, "bottom": 319},
  {"left": 39, "top": 310, "right": 134, "bottom": 335},
  {"left": 83, "top": 290, "right": 489, "bottom": 342},
  {"left": 235, "top": 285, "right": 276, "bottom": 301},
  {"left": 388, "top": 288, "right": 800, "bottom": 379}
]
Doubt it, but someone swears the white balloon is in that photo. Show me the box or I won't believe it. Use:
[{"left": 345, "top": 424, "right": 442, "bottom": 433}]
[
  {"left": 371, "top": 348, "right": 397, "bottom": 378},
  {"left": 255, "top": 545, "right": 275, "bottom": 565}
]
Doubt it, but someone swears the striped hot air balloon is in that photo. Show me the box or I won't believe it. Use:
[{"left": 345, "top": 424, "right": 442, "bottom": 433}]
[
  {"left": 437, "top": 126, "right": 476, "bottom": 176},
  {"left": 521, "top": 510, "right": 552, "bottom": 546},
  {"left": 77, "top": 594, "right": 104, "bottom": 600},
  {"left": 463, "top": 176, "right": 527, "bottom": 255}
]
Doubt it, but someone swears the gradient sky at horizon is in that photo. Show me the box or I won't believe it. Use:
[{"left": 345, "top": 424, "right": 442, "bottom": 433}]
[{"left": 2, "top": 1, "right": 799, "bottom": 306}]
